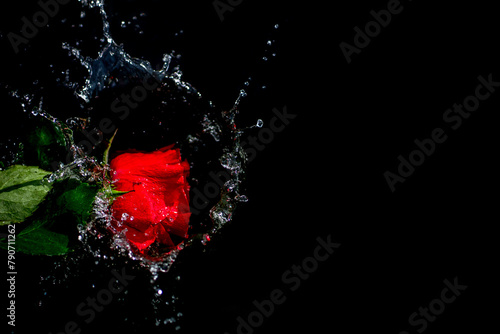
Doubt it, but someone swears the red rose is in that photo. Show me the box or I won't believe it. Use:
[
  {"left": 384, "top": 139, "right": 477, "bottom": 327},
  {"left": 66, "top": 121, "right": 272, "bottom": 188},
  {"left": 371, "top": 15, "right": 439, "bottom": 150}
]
[{"left": 109, "top": 145, "right": 191, "bottom": 252}]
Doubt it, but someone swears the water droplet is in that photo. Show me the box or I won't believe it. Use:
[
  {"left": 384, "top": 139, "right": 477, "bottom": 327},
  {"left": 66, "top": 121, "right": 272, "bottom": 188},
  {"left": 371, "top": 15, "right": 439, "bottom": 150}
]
[
  {"left": 256, "top": 119, "right": 264, "bottom": 128},
  {"left": 236, "top": 195, "right": 248, "bottom": 202},
  {"left": 220, "top": 153, "right": 240, "bottom": 170}
]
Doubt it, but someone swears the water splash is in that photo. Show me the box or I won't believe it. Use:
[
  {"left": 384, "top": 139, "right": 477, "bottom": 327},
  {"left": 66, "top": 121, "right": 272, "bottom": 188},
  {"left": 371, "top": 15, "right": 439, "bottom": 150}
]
[
  {"left": 1, "top": 0, "right": 281, "bottom": 331},
  {"left": 3, "top": 0, "right": 253, "bottom": 272},
  {"left": 30, "top": 0, "right": 250, "bottom": 277}
]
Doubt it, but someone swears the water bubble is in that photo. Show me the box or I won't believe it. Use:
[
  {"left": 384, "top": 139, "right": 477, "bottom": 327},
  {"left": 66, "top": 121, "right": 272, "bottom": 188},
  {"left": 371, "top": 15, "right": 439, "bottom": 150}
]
[
  {"left": 202, "top": 115, "right": 222, "bottom": 142},
  {"left": 186, "top": 135, "right": 200, "bottom": 143},
  {"left": 220, "top": 153, "right": 240, "bottom": 170},
  {"left": 235, "top": 195, "right": 248, "bottom": 202},
  {"left": 256, "top": 119, "right": 264, "bottom": 128}
]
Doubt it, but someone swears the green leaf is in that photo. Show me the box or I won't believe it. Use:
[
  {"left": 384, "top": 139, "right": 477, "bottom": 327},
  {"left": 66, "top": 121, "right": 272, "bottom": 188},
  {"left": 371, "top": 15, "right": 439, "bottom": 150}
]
[
  {"left": 111, "top": 189, "right": 131, "bottom": 197},
  {"left": 20, "top": 117, "right": 68, "bottom": 171},
  {"left": 0, "top": 179, "right": 98, "bottom": 256},
  {"left": 0, "top": 165, "right": 52, "bottom": 225},
  {"left": 14, "top": 227, "right": 69, "bottom": 256},
  {"left": 56, "top": 182, "right": 98, "bottom": 225},
  {"left": 20, "top": 179, "right": 99, "bottom": 236}
]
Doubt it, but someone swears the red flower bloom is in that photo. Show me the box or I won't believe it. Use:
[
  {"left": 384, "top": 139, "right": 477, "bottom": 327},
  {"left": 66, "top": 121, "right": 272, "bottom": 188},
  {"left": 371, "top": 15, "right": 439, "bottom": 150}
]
[{"left": 110, "top": 145, "right": 191, "bottom": 252}]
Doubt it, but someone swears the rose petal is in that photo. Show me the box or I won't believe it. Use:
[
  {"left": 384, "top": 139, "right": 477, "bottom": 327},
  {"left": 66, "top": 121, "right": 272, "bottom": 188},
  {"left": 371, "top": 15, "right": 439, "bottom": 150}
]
[
  {"left": 110, "top": 146, "right": 191, "bottom": 253},
  {"left": 126, "top": 225, "right": 156, "bottom": 251}
]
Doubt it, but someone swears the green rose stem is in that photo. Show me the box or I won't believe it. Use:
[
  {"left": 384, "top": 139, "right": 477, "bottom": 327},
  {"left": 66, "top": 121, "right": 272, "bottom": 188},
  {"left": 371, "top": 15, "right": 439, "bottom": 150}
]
[
  {"left": 101, "top": 129, "right": 131, "bottom": 199},
  {"left": 103, "top": 128, "right": 118, "bottom": 166}
]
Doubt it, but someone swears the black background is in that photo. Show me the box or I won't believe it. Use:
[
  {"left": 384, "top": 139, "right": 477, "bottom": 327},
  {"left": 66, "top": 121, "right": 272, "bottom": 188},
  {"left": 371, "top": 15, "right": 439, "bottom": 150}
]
[{"left": 1, "top": 0, "right": 497, "bottom": 333}]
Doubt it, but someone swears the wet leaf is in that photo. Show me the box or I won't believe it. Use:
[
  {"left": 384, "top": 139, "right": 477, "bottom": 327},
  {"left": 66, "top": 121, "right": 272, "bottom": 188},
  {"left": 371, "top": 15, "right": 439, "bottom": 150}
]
[
  {"left": 1, "top": 178, "right": 99, "bottom": 256},
  {"left": 15, "top": 227, "right": 69, "bottom": 256},
  {"left": 0, "top": 165, "right": 52, "bottom": 225},
  {"left": 21, "top": 178, "right": 99, "bottom": 235},
  {"left": 25, "top": 118, "right": 67, "bottom": 171},
  {"left": 56, "top": 182, "right": 99, "bottom": 225}
]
